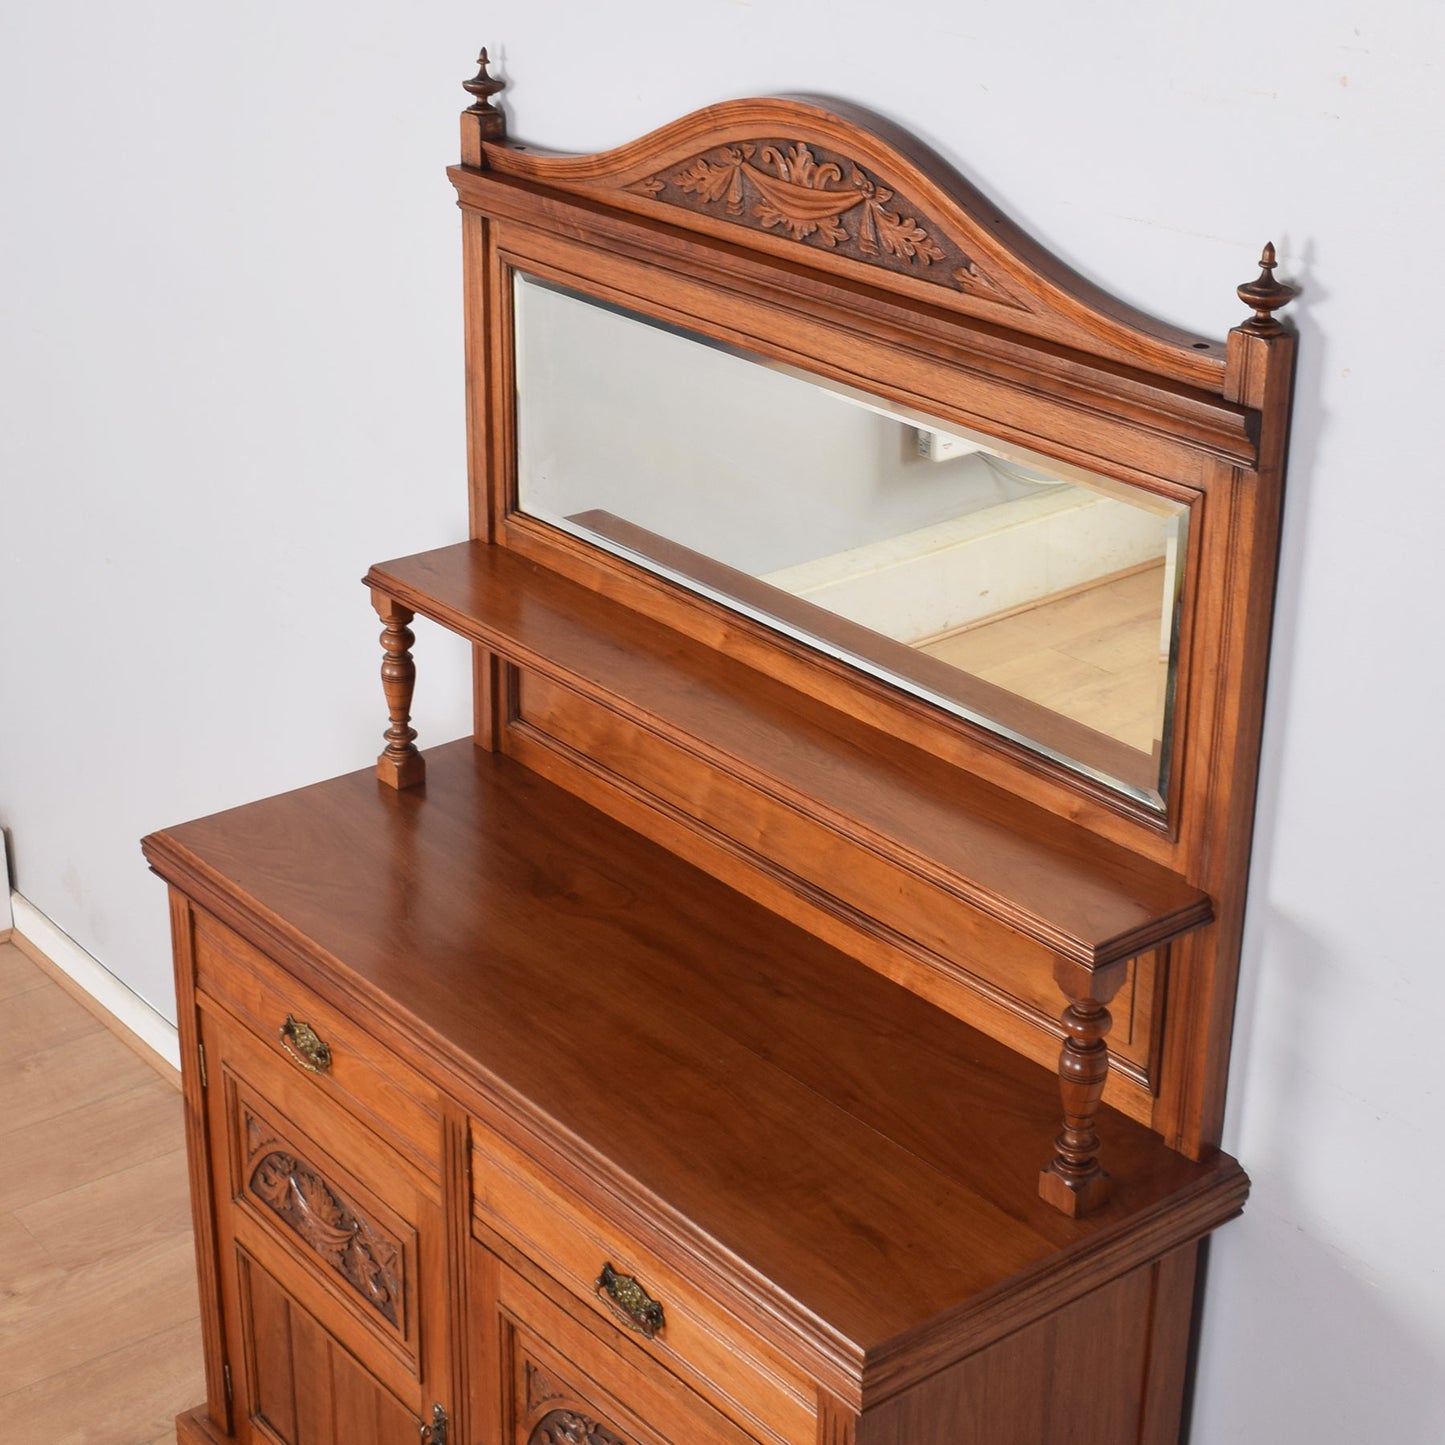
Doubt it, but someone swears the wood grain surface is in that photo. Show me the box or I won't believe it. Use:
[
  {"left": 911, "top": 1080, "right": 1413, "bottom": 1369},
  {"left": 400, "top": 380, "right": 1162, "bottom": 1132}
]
[{"left": 0, "top": 942, "right": 204, "bottom": 1444}]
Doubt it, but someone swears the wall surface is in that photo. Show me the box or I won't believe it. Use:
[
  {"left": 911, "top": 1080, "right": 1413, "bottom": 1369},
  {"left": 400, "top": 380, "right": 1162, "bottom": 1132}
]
[{"left": 2, "top": 2, "right": 1442, "bottom": 1439}]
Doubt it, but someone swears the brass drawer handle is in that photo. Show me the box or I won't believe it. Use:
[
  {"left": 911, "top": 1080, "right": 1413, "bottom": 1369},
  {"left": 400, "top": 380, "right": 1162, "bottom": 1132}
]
[
  {"left": 279, "top": 1014, "right": 332, "bottom": 1074},
  {"left": 595, "top": 1262, "right": 665, "bottom": 1339}
]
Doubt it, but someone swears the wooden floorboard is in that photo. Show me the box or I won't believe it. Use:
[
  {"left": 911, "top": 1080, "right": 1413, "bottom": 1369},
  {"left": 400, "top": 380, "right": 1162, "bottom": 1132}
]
[
  {"left": 0, "top": 1027, "right": 160, "bottom": 1137},
  {"left": 922, "top": 562, "right": 1168, "bottom": 753},
  {"left": 13, "top": 1148, "right": 194, "bottom": 1272},
  {"left": 0, "top": 940, "right": 203, "bottom": 1445},
  {"left": 0, "top": 943, "right": 49, "bottom": 1001},
  {"left": 0, "top": 975, "right": 105, "bottom": 1062}
]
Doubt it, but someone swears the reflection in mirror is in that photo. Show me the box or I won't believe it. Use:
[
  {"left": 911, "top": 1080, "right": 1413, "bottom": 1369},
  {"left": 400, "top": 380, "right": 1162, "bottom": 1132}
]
[{"left": 514, "top": 272, "right": 1188, "bottom": 807}]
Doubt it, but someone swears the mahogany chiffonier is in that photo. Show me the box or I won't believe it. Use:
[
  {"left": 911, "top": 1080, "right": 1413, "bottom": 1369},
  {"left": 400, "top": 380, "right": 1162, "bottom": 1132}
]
[{"left": 144, "top": 51, "right": 1295, "bottom": 1445}]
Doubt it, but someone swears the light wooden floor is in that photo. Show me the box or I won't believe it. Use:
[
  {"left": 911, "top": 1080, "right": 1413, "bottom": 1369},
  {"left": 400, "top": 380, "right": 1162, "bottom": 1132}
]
[
  {"left": 0, "top": 938, "right": 203, "bottom": 1445},
  {"left": 920, "top": 562, "right": 1170, "bottom": 753}
]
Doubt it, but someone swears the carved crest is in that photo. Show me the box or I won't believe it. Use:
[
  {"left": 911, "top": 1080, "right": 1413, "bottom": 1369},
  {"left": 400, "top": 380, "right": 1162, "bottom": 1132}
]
[
  {"left": 625, "top": 138, "right": 1021, "bottom": 307},
  {"left": 477, "top": 92, "right": 1230, "bottom": 384}
]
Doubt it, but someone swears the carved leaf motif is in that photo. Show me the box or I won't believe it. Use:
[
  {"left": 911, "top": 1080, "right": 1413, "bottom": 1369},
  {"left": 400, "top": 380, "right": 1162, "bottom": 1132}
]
[
  {"left": 676, "top": 156, "right": 739, "bottom": 205},
  {"left": 528, "top": 1410, "right": 630, "bottom": 1445},
  {"left": 248, "top": 1147, "right": 402, "bottom": 1326},
  {"left": 525, "top": 1361, "right": 565, "bottom": 1413},
  {"left": 865, "top": 201, "right": 946, "bottom": 265},
  {"left": 295, "top": 1169, "right": 352, "bottom": 1239},
  {"left": 759, "top": 141, "right": 842, "bottom": 190},
  {"left": 951, "top": 261, "right": 1012, "bottom": 301},
  {"left": 675, "top": 144, "right": 754, "bottom": 216}
]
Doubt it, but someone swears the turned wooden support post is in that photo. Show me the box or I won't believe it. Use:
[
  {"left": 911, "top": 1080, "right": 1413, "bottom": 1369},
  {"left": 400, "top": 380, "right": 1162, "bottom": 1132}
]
[
  {"left": 1039, "top": 956, "right": 1131, "bottom": 1217},
  {"left": 372, "top": 587, "right": 426, "bottom": 790}
]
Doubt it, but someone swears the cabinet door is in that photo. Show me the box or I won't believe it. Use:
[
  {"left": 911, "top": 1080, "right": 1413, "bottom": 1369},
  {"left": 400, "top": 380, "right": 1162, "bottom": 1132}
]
[
  {"left": 472, "top": 1245, "right": 761, "bottom": 1445},
  {"left": 200, "top": 1001, "right": 449, "bottom": 1445},
  {"left": 235, "top": 1249, "right": 425, "bottom": 1445}
]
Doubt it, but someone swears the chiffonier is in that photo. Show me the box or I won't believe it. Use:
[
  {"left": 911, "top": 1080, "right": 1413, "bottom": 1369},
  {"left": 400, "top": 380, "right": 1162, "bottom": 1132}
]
[{"left": 144, "top": 51, "right": 1296, "bottom": 1445}]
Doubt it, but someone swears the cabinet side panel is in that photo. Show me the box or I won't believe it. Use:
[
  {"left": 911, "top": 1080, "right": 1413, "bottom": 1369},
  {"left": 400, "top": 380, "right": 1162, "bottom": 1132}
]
[
  {"left": 169, "top": 891, "right": 231, "bottom": 1436},
  {"left": 859, "top": 1243, "right": 1199, "bottom": 1445},
  {"left": 1137, "top": 1244, "right": 1198, "bottom": 1445}
]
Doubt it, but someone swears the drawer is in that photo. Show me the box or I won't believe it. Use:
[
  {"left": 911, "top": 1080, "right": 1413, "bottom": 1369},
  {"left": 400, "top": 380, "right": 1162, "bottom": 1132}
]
[
  {"left": 471, "top": 1117, "right": 817, "bottom": 1445},
  {"left": 478, "top": 1248, "right": 762, "bottom": 1445},
  {"left": 193, "top": 908, "right": 440, "bottom": 1175}
]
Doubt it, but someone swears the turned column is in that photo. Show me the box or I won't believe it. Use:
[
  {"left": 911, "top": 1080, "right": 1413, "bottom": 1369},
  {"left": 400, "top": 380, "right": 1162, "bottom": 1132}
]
[
  {"left": 1039, "top": 956, "right": 1130, "bottom": 1217},
  {"left": 372, "top": 587, "right": 426, "bottom": 789}
]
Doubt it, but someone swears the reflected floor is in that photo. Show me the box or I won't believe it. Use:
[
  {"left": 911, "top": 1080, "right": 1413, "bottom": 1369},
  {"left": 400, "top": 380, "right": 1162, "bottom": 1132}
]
[{"left": 919, "top": 563, "right": 1169, "bottom": 754}]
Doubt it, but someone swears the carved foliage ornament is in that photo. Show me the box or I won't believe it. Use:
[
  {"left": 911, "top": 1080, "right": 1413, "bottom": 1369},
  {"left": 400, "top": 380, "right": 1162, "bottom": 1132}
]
[
  {"left": 524, "top": 1360, "right": 566, "bottom": 1415},
  {"left": 528, "top": 1410, "right": 630, "bottom": 1445},
  {"left": 626, "top": 139, "right": 1020, "bottom": 307},
  {"left": 246, "top": 1118, "right": 402, "bottom": 1326}
]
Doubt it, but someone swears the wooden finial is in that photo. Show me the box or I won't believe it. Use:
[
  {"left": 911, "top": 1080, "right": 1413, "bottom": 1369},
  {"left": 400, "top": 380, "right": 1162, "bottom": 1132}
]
[
  {"left": 1236, "top": 242, "right": 1296, "bottom": 335},
  {"left": 463, "top": 47, "right": 506, "bottom": 134}
]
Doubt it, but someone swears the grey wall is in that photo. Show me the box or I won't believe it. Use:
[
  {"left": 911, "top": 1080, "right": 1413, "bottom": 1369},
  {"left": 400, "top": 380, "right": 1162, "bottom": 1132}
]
[
  {"left": 2, "top": 3, "right": 1442, "bottom": 1438},
  {"left": 516, "top": 276, "right": 1028, "bottom": 574}
]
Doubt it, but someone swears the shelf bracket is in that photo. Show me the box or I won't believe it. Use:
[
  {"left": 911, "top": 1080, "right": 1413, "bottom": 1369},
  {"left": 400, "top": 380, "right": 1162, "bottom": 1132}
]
[
  {"left": 372, "top": 587, "right": 426, "bottom": 789},
  {"left": 1039, "top": 956, "right": 1131, "bottom": 1217}
]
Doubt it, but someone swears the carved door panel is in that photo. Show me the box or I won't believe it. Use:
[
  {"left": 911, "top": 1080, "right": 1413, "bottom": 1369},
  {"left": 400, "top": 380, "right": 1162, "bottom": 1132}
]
[
  {"left": 199, "top": 1002, "right": 450, "bottom": 1445},
  {"left": 471, "top": 1245, "right": 761, "bottom": 1445}
]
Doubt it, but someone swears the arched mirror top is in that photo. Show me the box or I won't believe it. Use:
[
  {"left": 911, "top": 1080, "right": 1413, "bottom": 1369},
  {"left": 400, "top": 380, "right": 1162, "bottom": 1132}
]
[{"left": 472, "top": 88, "right": 1239, "bottom": 387}]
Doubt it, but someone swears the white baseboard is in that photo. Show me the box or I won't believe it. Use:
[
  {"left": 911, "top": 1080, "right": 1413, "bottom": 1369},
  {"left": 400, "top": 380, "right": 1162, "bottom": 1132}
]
[
  {"left": 0, "top": 835, "right": 12, "bottom": 934},
  {"left": 10, "top": 892, "right": 181, "bottom": 1072}
]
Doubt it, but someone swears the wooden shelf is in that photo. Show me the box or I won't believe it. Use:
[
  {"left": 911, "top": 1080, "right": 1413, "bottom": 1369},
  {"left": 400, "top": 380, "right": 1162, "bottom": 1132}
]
[{"left": 366, "top": 542, "right": 1211, "bottom": 975}]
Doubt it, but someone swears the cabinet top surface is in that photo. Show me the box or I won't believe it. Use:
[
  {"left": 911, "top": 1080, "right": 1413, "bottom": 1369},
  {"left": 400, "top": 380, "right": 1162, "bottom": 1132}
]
[{"left": 146, "top": 740, "right": 1242, "bottom": 1366}]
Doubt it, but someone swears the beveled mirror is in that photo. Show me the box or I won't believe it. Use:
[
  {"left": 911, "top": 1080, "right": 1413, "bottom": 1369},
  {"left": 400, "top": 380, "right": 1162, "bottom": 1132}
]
[{"left": 514, "top": 271, "right": 1189, "bottom": 807}]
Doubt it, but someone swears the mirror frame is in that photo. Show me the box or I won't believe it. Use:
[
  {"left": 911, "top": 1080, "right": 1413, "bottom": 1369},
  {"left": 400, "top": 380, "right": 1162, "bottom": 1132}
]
[
  {"left": 509, "top": 267, "right": 1196, "bottom": 808},
  {"left": 448, "top": 90, "right": 1295, "bottom": 1158}
]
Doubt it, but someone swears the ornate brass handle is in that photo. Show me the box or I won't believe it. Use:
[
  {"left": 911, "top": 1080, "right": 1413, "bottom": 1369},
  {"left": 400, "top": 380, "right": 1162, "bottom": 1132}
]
[
  {"left": 278, "top": 1014, "right": 332, "bottom": 1074},
  {"left": 595, "top": 1262, "right": 665, "bottom": 1339}
]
